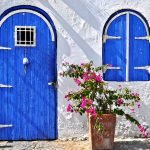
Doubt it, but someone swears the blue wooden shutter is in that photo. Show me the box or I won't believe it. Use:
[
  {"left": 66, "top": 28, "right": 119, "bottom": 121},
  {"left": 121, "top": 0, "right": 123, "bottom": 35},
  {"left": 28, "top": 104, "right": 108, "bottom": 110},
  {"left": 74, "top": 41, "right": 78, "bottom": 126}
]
[
  {"left": 103, "top": 14, "right": 126, "bottom": 81},
  {"left": 129, "top": 14, "right": 150, "bottom": 81},
  {"left": 103, "top": 11, "right": 149, "bottom": 82}
]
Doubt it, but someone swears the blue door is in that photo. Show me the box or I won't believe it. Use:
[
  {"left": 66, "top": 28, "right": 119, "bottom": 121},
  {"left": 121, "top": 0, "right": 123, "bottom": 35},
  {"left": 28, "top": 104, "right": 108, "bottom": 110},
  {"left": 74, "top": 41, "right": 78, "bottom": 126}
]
[
  {"left": 103, "top": 11, "right": 150, "bottom": 81},
  {"left": 0, "top": 7, "right": 57, "bottom": 140}
]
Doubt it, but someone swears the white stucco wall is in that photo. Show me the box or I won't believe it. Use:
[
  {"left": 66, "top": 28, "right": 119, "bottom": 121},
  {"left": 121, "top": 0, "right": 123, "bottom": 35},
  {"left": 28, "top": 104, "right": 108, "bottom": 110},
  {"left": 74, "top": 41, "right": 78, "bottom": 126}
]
[{"left": 0, "top": 0, "right": 150, "bottom": 139}]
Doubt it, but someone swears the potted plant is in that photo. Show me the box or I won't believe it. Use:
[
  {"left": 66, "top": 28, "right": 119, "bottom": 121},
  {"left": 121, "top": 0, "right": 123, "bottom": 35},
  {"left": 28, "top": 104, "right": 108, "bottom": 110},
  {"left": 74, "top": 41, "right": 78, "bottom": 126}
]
[{"left": 60, "top": 61, "right": 149, "bottom": 150}]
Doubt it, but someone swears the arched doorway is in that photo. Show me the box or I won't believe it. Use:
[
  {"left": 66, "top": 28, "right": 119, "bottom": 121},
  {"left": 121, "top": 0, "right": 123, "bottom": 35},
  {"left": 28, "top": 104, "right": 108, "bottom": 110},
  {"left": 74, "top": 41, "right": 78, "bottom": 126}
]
[{"left": 0, "top": 5, "right": 57, "bottom": 140}]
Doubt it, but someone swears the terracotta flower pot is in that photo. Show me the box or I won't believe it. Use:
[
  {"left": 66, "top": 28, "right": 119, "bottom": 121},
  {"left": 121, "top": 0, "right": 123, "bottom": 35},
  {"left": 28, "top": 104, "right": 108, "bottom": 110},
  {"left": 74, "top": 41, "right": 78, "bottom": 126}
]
[{"left": 89, "top": 114, "right": 116, "bottom": 150}]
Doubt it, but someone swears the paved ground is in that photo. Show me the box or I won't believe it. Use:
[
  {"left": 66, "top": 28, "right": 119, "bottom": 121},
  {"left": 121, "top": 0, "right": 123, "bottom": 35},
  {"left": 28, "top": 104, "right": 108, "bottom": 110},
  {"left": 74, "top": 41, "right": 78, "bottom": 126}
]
[{"left": 0, "top": 138, "right": 150, "bottom": 150}]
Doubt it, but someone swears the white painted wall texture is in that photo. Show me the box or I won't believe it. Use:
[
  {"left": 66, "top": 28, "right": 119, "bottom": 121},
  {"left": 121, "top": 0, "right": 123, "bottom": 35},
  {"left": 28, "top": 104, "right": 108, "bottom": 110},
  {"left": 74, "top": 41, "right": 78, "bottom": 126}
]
[{"left": 0, "top": 0, "right": 150, "bottom": 139}]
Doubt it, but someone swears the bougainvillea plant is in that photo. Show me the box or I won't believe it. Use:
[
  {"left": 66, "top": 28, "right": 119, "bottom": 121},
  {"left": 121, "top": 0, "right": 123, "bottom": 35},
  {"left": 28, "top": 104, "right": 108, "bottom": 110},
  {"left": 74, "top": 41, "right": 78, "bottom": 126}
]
[{"left": 60, "top": 61, "right": 149, "bottom": 137}]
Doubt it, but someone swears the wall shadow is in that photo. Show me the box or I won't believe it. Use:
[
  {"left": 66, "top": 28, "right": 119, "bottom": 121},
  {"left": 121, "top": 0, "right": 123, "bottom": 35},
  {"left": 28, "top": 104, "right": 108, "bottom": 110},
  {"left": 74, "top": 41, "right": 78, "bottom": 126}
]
[
  {"left": 62, "top": 0, "right": 100, "bottom": 30},
  {"left": 115, "top": 140, "right": 150, "bottom": 150},
  {"left": 39, "top": 1, "right": 100, "bottom": 65}
]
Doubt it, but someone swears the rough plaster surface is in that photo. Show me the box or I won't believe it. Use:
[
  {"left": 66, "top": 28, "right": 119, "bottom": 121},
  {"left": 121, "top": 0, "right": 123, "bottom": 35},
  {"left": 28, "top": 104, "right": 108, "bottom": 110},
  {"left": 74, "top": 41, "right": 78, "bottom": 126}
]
[{"left": 0, "top": 0, "right": 150, "bottom": 139}]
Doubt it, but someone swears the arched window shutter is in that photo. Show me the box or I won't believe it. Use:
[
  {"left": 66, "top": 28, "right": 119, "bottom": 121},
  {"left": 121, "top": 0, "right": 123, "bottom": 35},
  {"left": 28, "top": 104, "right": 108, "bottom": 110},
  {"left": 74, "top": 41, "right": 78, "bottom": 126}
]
[
  {"left": 103, "top": 14, "right": 126, "bottom": 81},
  {"left": 129, "top": 14, "right": 150, "bottom": 81},
  {"left": 103, "top": 10, "right": 150, "bottom": 82}
]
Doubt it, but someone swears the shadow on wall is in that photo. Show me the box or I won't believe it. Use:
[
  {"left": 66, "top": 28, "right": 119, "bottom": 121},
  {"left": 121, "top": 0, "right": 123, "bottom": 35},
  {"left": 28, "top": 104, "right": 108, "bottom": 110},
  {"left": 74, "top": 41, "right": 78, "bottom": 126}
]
[
  {"left": 115, "top": 100, "right": 150, "bottom": 138},
  {"left": 39, "top": 1, "right": 100, "bottom": 66},
  {"left": 57, "top": 32, "right": 71, "bottom": 67},
  {"left": 57, "top": 77, "right": 86, "bottom": 127},
  {"left": 115, "top": 140, "right": 150, "bottom": 150},
  {"left": 62, "top": 0, "right": 100, "bottom": 30}
]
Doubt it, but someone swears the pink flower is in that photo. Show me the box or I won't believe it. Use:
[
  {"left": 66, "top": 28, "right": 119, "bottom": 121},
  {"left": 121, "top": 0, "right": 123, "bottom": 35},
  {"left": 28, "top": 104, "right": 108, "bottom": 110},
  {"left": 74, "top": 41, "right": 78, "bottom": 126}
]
[
  {"left": 86, "top": 107, "right": 97, "bottom": 117},
  {"left": 138, "top": 125, "right": 145, "bottom": 132},
  {"left": 144, "top": 132, "right": 149, "bottom": 138},
  {"left": 80, "top": 98, "right": 94, "bottom": 109},
  {"left": 131, "top": 108, "right": 135, "bottom": 113},
  {"left": 138, "top": 125, "right": 149, "bottom": 137},
  {"left": 140, "top": 127, "right": 145, "bottom": 132},
  {"left": 74, "top": 78, "right": 81, "bottom": 86},
  {"left": 118, "top": 85, "right": 122, "bottom": 88},
  {"left": 84, "top": 77, "right": 90, "bottom": 82},
  {"left": 137, "top": 103, "right": 141, "bottom": 109},
  {"left": 91, "top": 72, "right": 96, "bottom": 79},
  {"left": 81, "top": 63, "right": 85, "bottom": 66},
  {"left": 81, "top": 72, "right": 87, "bottom": 78},
  {"left": 80, "top": 97, "right": 87, "bottom": 108},
  {"left": 67, "top": 104, "right": 72, "bottom": 112},
  {"left": 82, "top": 72, "right": 89, "bottom": 82},
  {"left": 95, "top": 75, "right": 102, "bottom": 82},
  {"left": 116, "top": 98, "right": 124, "bottom": 106}
]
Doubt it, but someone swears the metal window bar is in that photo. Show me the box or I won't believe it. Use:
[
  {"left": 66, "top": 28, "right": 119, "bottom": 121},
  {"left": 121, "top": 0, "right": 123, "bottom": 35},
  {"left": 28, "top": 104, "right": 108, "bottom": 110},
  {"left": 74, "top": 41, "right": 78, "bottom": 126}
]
[
  {"left": 25, "top": 26, "right": 26, "bottom": 47},
  {"left": 15, "top": 26, "right": 36, "bottom": 47},
  {"left": 19, "top": 27, "right": 21, "bottom": 45},
  {"left": 29, "top": 27, "right": 31, "bottom": 45}
]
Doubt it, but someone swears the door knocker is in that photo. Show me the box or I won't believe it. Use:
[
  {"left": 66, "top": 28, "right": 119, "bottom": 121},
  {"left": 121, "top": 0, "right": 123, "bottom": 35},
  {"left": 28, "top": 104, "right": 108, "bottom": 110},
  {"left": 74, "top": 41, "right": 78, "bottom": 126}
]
[{"left": 23, "top": 57, "right": 29, "bottom": 75}]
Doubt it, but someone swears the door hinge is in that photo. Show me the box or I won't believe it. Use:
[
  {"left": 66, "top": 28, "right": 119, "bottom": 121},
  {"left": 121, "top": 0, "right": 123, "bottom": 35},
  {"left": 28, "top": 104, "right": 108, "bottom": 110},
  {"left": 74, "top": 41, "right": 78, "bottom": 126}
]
[
  {"left": 103, "top": 35, "right": 121, "bottom": 43},
  {"left": 0, "top": 124, "right": 13, "bottom": 128},
  {"left": 134, "top": 66, "right": 150, "bottom": 74},
  {"left": 107, "top": 67, "right": 121, "bottom": 70},
  {"left": 134, "top": 36, "right": 150, "bottom": 42},
  {"left": 0, "top": 46, "right": 11, "bottom": 50},
  {"left": 0, "top": 84, "right": 13, "bottom": 88}
]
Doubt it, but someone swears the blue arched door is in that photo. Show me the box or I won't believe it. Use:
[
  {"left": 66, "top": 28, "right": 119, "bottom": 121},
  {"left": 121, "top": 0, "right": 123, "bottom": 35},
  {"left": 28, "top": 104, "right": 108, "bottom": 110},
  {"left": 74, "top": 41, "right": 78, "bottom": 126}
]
[
  {"left": 0, "top": 6, "right": 57, "bottom": 140},
  {"left": 103, "top": 11, "right": 150, "bottom": 81}
]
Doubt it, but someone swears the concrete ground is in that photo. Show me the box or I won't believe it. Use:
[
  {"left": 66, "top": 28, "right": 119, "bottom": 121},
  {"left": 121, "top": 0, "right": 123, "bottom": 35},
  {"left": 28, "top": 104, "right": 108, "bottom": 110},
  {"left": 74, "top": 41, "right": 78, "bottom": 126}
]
[{"left": 0, "top": 138, "right": 150, "bottom": 150}]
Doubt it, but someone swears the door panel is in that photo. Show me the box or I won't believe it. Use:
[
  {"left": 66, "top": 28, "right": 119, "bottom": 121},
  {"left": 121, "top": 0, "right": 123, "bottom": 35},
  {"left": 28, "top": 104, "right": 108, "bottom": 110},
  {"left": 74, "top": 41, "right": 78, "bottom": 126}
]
[
  {"left": 103, "top": 14, "right": 126, "bottom": 81},
  {"left": 129, "top": 14, "right": 149, "bottom": 81},
  {"left": 0, "top": 11, "right": 56, "bottom": 140}
]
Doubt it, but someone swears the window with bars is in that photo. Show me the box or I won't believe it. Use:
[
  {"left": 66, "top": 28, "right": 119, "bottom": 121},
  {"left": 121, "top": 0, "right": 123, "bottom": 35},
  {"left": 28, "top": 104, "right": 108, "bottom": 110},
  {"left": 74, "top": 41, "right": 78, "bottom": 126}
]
[{"left": 15, "top": 26, "right": 36, "bottom": 46}]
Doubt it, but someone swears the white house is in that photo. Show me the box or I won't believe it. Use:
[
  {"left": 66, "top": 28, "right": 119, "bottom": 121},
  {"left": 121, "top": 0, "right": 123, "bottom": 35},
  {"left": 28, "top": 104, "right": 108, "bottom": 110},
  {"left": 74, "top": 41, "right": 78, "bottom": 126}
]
[{"left": 0, "top": 0, "right": 150, "bottom": 140}]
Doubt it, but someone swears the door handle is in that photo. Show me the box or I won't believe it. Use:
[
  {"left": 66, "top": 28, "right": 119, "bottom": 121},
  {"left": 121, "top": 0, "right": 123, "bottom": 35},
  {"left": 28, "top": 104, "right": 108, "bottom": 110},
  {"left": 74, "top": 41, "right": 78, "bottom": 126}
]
[
  {"left": 134, "top": 66, "right": 150, "bottom": 74},
  {"left": 0, "top": 84, "right": 13, "bottom": 88},
  {"left": 48, "top": 82, "right": 57, "bottom": 88}
]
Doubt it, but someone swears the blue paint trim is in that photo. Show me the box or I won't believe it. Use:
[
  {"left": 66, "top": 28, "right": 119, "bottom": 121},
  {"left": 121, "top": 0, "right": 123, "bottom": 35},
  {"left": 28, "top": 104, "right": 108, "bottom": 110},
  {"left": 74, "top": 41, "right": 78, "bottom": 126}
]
[{"left": 0, "top": 5, "right": 58, "bottom": 139}]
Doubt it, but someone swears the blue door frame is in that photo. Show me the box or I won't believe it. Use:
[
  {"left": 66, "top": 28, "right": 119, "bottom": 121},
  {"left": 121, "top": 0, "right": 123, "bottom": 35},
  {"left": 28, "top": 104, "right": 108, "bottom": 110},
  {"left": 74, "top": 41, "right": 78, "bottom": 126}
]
[{"left": 0, "top": 5, "right": 57, "bottom": 140}]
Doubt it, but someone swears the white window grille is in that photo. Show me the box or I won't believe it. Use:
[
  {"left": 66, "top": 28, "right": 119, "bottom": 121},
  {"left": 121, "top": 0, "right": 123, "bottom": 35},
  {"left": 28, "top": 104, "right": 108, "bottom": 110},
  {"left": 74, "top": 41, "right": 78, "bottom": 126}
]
[{"left": 15, "top": 26, "right": 36, "bottom": 47}]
